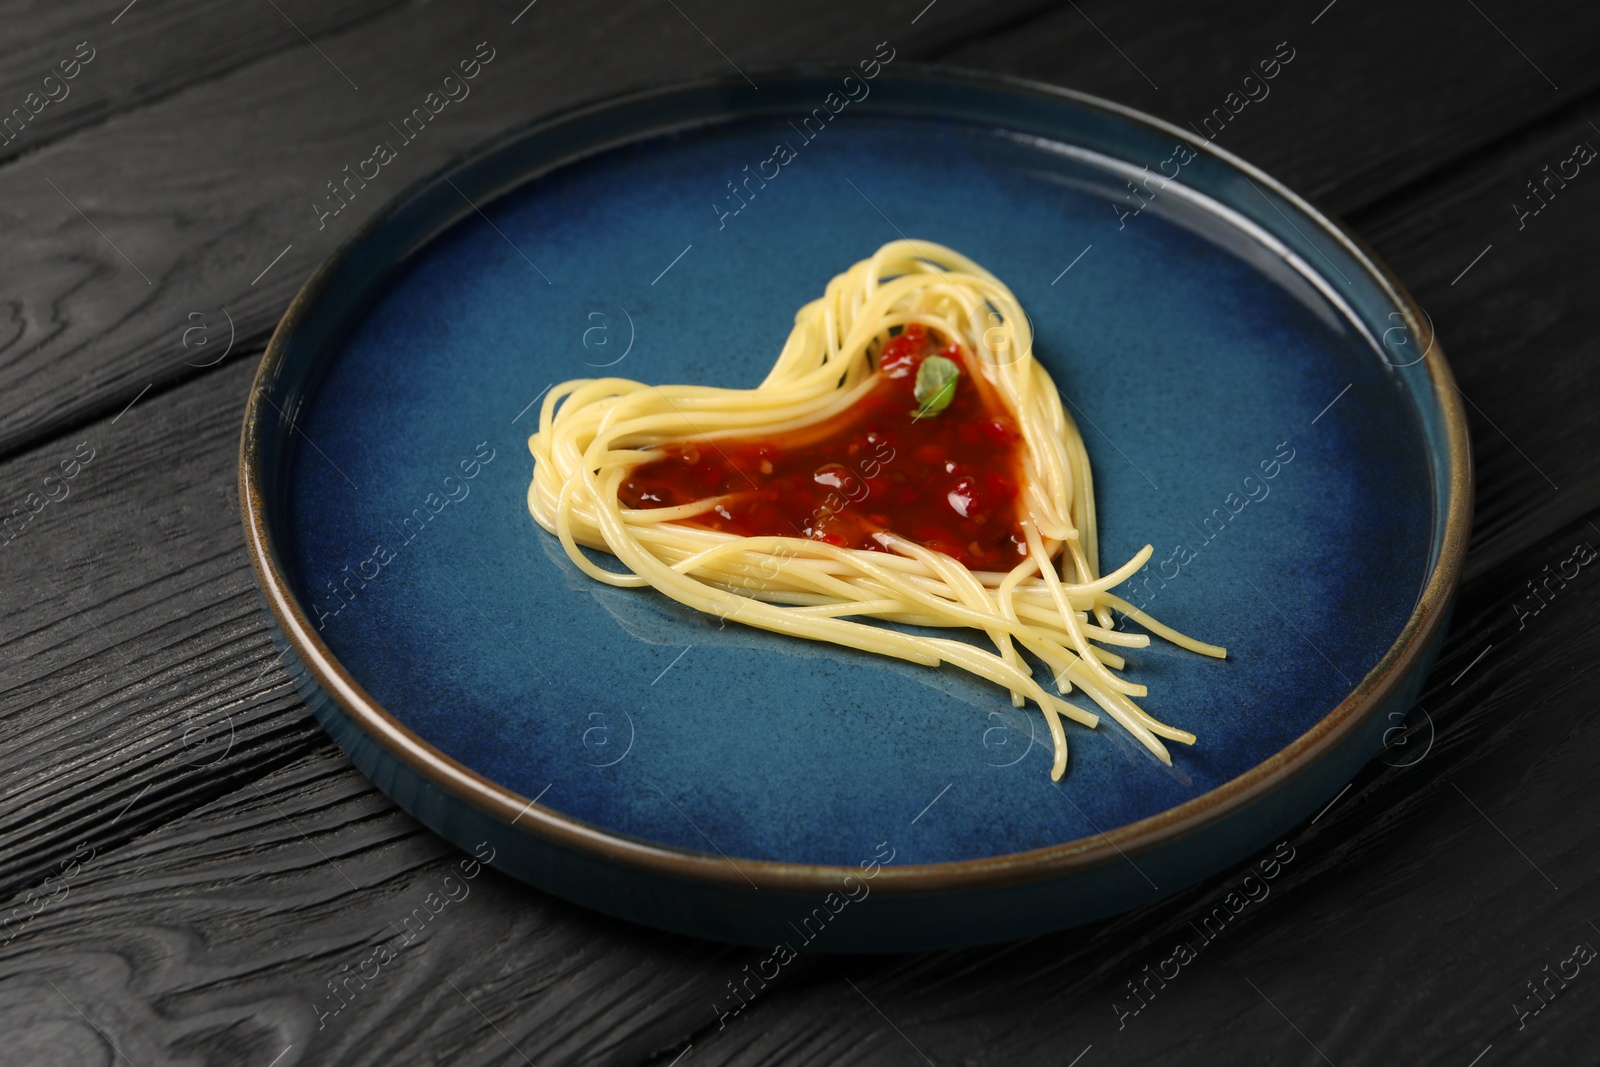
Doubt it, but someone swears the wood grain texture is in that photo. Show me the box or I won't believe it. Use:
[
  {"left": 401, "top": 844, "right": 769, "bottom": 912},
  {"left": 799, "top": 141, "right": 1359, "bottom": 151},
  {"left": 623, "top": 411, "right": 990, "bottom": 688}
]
[
  {"left": 0, "top": 0, "right": 409, "bottom": 167},
  {"left": 1352, "top": 101, "right": 1600, "bottom": 588},
  {"left": 942, "top": 0, "right": 1600, "bottom": 217},
  {"left": 0, "top": 748, "right": 770, "bottom": 1067},
  {"left": 0, "top": 353, "right": 326, "bottom": 902},
  {"left": 1, "top": 0, "right": 1599, "bottom": 1064}
]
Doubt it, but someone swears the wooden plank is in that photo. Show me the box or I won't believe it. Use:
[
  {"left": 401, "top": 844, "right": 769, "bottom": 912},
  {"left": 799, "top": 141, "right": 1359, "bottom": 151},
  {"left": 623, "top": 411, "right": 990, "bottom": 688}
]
[
  {"left": 0, "top": 355, "right": 323, "bottom": 896},
  {"left": 0, "top": 0, "right": 1052, "bottom": 459},
  {"left": 1351, "top": 103, "right": 1600, "bottom": 585},
  {"left": 0, "top": 1, "right": 408, "bottom": 166},
  {"left": 942, "top": 0, "right": 1600, "bottom": 216},
  {"left": 0, "top": 749, "right": 768, "bottom": 1067}
]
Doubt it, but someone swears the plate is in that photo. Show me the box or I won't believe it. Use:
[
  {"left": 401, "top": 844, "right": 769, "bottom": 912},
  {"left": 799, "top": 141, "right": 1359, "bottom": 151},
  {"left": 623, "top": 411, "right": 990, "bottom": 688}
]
[{"left": 241, "top": 65, "right": 1470, "bottom": 950}]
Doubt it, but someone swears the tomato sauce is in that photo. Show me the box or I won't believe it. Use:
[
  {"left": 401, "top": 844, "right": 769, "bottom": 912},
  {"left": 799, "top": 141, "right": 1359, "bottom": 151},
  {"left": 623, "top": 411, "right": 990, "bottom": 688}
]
[{"left": 619, "top": 325, "right": 1029, "bottom": 568}]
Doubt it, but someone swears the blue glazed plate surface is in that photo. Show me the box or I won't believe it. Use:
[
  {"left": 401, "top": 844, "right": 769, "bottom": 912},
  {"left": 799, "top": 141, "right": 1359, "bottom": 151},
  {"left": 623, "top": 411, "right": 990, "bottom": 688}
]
[{"left": 246, "top": 68, "right": 1466, "bottom": 946}]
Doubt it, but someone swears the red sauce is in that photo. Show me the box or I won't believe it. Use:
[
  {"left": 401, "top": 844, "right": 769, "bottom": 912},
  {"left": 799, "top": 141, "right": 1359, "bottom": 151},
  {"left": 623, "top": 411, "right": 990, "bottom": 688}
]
[{"left": 619, "top": 325, "right": 1029, "bottom": 568}]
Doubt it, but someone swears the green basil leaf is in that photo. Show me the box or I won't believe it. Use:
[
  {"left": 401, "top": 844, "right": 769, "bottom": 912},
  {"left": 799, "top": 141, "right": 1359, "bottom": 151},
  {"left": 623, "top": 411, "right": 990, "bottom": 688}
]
[{"left": 913, "top": 355, "right": 960, "bottom": 418}]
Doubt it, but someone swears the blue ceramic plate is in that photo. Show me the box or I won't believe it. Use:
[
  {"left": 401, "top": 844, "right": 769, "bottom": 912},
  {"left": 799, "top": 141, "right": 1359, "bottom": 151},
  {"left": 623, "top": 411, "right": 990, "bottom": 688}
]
[{"left": 242, "top": 66, "right": 1470, "bottom": 950}]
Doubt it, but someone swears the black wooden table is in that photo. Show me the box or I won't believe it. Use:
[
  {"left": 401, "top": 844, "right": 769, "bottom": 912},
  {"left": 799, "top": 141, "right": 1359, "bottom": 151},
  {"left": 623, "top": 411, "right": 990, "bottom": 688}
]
[{"left": 3, "top": 2, "right": 1597, "bottom": 1064}]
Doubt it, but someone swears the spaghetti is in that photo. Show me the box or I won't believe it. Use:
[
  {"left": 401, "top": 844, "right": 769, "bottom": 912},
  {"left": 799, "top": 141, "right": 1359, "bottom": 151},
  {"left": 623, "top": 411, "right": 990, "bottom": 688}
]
[{"left": 528, "top": 240, "right": 1224, "bottom": 779}]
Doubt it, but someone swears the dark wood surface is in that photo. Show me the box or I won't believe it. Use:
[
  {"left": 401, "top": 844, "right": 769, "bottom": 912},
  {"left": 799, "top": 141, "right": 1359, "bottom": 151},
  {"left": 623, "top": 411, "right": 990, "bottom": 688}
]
[{"left": 2, "top": 1, "right": 1596, "bottom": 1064}]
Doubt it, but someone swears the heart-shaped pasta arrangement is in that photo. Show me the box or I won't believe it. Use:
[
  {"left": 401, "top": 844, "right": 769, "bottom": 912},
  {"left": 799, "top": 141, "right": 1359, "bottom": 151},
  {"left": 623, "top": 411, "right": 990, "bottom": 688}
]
[{"left": 529, "top": 240, "right": 1223, "bottom": 779}]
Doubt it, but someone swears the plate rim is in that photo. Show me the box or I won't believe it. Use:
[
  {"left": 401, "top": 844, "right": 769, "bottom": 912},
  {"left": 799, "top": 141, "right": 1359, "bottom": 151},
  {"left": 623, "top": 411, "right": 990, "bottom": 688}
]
[{"left": 239, "top": 62, "right": 1472, "bottom": 895}]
